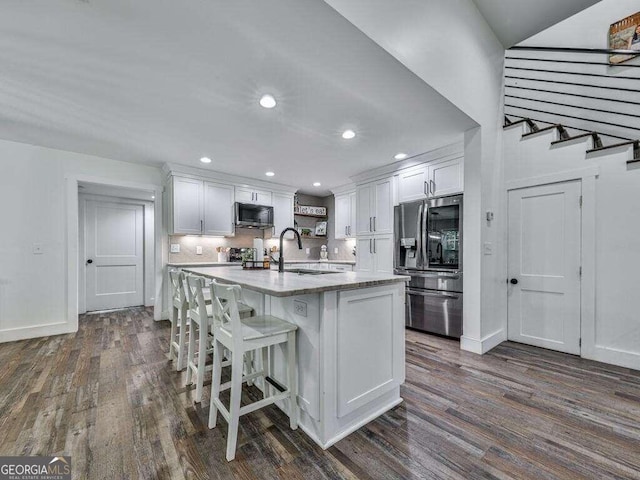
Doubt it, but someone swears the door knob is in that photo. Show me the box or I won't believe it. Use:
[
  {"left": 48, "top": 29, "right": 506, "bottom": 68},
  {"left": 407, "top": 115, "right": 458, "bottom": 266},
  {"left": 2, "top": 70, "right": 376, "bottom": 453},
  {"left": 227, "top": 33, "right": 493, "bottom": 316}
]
[
  {"left": 87, "top": 259, "right": 93, "bottom": 264},
  {"left": 510, "top": 278, "right": 518, "bottom": 285}
]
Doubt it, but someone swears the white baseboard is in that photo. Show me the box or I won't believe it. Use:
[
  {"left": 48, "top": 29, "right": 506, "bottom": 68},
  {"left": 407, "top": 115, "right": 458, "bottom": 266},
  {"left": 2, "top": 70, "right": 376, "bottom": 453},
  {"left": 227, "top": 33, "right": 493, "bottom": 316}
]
[
  {"left": 0, "top": 322, "right": 76, "bottom": 343},
  {"left": 583, "top": 346, "right": 640, "bottom": 372},
  {"left": 460, "top": 328, "right": 507, "bottom": 355}
]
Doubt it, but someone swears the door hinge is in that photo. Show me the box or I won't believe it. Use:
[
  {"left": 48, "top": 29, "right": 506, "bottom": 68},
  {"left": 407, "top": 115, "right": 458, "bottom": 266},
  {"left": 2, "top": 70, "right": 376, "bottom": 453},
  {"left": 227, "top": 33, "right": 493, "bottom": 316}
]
[
  {"left": 579, "top": 338, "right": 582, "bottom": 347},
  {"left": 579, "top": 266, "right": 582, "bottom": 277},
  {"left": 579, "top": 196, "right": 583, "bottom": 208}
]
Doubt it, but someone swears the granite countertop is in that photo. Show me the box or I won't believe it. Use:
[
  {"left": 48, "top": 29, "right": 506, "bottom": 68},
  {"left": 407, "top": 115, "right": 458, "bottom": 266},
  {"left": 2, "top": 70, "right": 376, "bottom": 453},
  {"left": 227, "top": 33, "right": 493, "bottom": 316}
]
[
  {"left": 167, "top": 262, "right": 241, "bottom": 267},
  {"left": 182, "top": 267, "right": 409, "bottom": 297},
  {"left": 283, "top": 259, "right": 356, "bottom": 265}
]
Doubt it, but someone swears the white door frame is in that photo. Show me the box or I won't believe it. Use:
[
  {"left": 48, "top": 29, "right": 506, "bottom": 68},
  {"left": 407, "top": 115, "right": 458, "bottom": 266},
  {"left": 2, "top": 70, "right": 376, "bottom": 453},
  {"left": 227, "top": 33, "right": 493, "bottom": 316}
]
[
  {"left": 78, "top": 194, "right": 154, "bottom": 314},
  {"left": 505, "top": 167, "right": 597, "bottom": 358},
  {"left": 66, "top": 174, "right": 165, "bottom": 333}
]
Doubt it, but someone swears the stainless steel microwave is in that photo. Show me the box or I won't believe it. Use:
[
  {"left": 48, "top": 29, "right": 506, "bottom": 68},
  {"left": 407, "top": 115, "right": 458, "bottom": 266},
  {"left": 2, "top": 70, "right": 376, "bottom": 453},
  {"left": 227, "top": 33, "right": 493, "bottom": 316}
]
[{"left": 234, "top": 202, "right": 274, "bottom": 229}]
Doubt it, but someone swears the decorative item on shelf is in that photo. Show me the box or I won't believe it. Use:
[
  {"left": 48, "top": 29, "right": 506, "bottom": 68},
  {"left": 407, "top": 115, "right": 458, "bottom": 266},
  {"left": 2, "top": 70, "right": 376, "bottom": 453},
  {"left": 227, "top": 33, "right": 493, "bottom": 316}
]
[
  {"left": 320, "top": 245, "right": 328, "bottom": 262},
  {"left": 315, "top": 221, "right": 327, "bottom": 236},
  {"left": 299, "top": 227, "right": 313, "bottom": 238},
  {"left": 294, "top": 205, "right": 327, "bottom": 217}
]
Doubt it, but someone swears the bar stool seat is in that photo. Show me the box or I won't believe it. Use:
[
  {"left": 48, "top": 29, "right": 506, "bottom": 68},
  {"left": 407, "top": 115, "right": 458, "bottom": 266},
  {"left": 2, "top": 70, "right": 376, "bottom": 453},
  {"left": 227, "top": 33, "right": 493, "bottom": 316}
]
[{"left": 208, "top": 280, "right": 298, "bottom": 461}]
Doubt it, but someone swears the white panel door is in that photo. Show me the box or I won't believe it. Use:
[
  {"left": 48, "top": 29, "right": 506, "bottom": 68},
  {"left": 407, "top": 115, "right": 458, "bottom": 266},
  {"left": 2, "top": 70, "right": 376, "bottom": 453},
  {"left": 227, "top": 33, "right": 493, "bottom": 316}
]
[
  {"left": 397, "top": 166, "right": 429, "bottom": 203},
  {"left": 355, "top": 184, "right": 373, "bottom": 235},
  {"left": 356, "top": 237, "right": 375, "bottom": 273},
  {"left": 508, "top": 181, "right": 582, "bottom": 355},
  {"left": 373, "top": 235, "right": 394, "bottom": 274},
  {"left": 85, "top": 200, "right": 144, "bottom": 311},
  {"left": 172, "top": 177, "right": 203, "bottom": 234},
  {"left": 203, "top": 181, "right": 234, "bottom": 236},
  {"left": 430, "top": 158, "right": 464, "bottom": 197},
  {"left": 373, "top": 177, "right": 393, "bottom": 234},
  {"left": 335, "top": 193, "right": 352, "bottom": 239}
]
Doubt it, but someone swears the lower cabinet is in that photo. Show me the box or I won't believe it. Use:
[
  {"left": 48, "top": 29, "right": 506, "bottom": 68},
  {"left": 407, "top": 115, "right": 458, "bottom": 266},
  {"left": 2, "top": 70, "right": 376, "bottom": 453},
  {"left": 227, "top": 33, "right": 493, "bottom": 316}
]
[{"left": 356, "top": 235, "right": 394, "bottom": 274}]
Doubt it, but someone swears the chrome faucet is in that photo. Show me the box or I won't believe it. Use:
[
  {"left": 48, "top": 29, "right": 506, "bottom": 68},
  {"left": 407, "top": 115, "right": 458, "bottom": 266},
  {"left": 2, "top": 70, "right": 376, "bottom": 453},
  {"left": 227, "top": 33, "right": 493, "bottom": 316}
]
[{"left": 279, "top": 228, "right": 303, "bottom": 273}]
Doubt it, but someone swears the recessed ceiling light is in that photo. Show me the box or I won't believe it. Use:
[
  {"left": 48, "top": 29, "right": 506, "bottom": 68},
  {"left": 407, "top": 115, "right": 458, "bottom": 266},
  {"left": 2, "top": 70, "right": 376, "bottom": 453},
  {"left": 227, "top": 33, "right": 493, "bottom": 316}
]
[
  {"left": 259, "top": 94, "right": 277, "bottom": 109},
  {"left": 200, "top": 157, "right": 212, "bottom": 164},
  {"left": 151, "top": 195, "right": 155, "bottom": 199},
  {"left": 313, "top": 182, "right": 321, "bottom": 187},
  {"left": 342, "top": 129, "right": 356, "bottom": 140},
  {"left": 265, "top": 171, "right": 275, "bottom": 177},
  {"left": 394, "top": 153, "right": 408, "bottom": 160}
]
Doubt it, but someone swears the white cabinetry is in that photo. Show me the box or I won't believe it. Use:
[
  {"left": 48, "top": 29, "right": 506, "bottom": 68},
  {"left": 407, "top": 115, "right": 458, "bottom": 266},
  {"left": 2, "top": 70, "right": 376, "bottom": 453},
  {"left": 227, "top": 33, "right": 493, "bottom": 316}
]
[
  {"left": 171, "top": 177, "right": 234, "bottom": 236},
  {"left": 272, "top": 192, "right": 294, "bottom": 239},
  {"left": 171, "top": 177, "right": 204, "bottom": 235},
  {"left": 335, "top": 191, "right": 356, "bottom": 239},
  {"left": 356, "top": 235, "right": 393, "bottom": 274},
  {"left": 397, "top": 157, "right": 464, "bottom": 203},
  {"left": 203, "top": 182, "right": 235, "bottom": 236},
  {"left": 355, "top": 177, "right": 393, "bottom": 235},
  {"left": 236, "top": 187, "right": 272, "bottom": 206}
]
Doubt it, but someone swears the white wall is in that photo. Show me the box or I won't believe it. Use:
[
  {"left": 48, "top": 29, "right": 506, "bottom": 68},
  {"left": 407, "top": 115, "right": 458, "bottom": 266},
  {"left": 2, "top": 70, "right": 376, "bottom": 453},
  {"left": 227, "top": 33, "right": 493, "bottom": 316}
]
[
  {"left": 503, "top": 124, "right": 640, "bottom": 370},
  {"left": 521, "top": 0, "right": 640, "bottom": 49},
  {"left": 0, "top": 139, "right": 162, "bottom": 343},
  {"left": 324, "top": 0, "right": 508, "bottom": 353}
]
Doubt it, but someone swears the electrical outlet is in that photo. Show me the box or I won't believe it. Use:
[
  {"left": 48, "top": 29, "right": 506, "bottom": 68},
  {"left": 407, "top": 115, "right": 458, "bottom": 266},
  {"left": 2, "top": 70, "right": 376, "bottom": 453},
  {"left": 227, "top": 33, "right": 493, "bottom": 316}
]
[
  {"left": 170, "top": 244, "right": 181, "bottom": 253},
  {"left": 334, "top": 248, "right": 339, "bottom": 255},
  {"left": 483, "top": 242, "right": 493, "bottom": 255},
  {"left": 294, "top": 300, "right": 307, "bottom": 317},
  {"left": 305, "top": 248, "right": 310, "bottom": 255},
  {"left": 196, "top": 246, "right": 203, "bottom": 255}
]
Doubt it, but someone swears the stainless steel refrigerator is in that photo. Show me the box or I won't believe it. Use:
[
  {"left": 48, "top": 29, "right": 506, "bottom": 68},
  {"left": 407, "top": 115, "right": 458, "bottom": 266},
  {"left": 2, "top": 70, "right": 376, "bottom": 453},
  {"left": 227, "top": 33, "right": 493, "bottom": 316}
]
[{"left": 394, "top": 195, "right": 463, "bottom": 338}]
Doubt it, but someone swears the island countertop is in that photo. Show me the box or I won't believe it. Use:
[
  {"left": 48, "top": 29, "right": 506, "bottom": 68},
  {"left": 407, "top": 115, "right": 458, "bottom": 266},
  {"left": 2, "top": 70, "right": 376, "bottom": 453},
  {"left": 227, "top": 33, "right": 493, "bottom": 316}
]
[{"left": 182, "top": 266, "right": 409, "bottom": 297}]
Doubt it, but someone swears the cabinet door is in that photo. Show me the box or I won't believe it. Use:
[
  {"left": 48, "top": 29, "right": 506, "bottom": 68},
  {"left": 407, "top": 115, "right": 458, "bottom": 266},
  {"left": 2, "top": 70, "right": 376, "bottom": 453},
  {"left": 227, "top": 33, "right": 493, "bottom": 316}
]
[
  {"left": 203, "top": 182, "right": 234, "bottom": 236},
  {"left": 254, "top": 190, "right": 272, "bottom": 206},
  {"left": 373, "top": 178, "right": 393, "bottom": 235},
  {"left": 373, "top": 235, "right": 394, "bottom": 274},
  {"left": 272, "top": 193, "right": 294, "bottom": 239},
  {"left": 349, "top": 192, "right": 357, "bottom": 238},
  {"left": 335, "top": 193, "right": 352, "bottom": 240},
  {"left": 172, "top": 177, "right": 203, "bottom": 234},
  {"left": 429, "top": 158, "right": 464, "bottom": 197},
  {"left": 356, "top": 237, "right": 375, "bottom": 273},
  {"left": 355, "top": 184, "right": 373, "bottom": 235},
  {"left": 235, "top": 188, "right": 253, "bottom": 204},
  {"left": 397, "top": 166, "right": 429, "bottom": 203}
]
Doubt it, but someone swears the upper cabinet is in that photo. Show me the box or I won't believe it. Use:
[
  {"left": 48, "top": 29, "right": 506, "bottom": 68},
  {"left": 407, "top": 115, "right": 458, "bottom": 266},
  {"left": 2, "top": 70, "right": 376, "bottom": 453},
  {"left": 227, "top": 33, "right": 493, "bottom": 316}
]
[
  {"left": 271, "top": 192, "right": 295, "bottom": 239},
  {"left": 335, "top": 191, "right": 356, "bottom": 239},
  {"left": 356, "top": 177, "right": 393, "bottom": 236},
  {"left": 203, "top": 182, "right": 235, "bottom": 236},
  {"left": 171, "top": 177, "right": 204, "bottom": 235},
  {"left": 397, "top": 157, "right": 464, "bottom": 204},
  {"left": 236, "top": 187, "right": 272, "bottom": 206},
  {"left": 170, "top": 176, "right": 235, "bottom": 236}
]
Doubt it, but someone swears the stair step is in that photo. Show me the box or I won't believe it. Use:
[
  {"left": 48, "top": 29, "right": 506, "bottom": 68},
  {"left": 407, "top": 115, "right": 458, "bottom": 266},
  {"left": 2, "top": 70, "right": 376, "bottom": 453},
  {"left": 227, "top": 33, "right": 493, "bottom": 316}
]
[
  {"left": 551, "top": 132, "right": 599, "bottom": 146},
  {"left": 586, "top": 140, "right": 640, "bottom": 164},
  {"left": 522, "top": 124, "right": 560, "bottom": 139}
]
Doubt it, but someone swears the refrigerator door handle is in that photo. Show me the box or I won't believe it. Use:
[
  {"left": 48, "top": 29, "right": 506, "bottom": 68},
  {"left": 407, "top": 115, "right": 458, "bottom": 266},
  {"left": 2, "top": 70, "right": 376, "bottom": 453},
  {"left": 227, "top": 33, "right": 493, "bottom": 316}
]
[
  {"left": 421, "top": 204, "right": 428, "bottom": 268},
  {"left": 416, "top": 203, "right": 424, "bottom": 266}
]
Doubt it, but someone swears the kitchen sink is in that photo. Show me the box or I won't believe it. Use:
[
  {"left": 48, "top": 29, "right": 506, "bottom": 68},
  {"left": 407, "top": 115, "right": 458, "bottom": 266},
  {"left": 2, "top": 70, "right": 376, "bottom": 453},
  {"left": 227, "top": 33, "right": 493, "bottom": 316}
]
[{"left": 285, "top": 269, "right": 340, "bottom": 275}]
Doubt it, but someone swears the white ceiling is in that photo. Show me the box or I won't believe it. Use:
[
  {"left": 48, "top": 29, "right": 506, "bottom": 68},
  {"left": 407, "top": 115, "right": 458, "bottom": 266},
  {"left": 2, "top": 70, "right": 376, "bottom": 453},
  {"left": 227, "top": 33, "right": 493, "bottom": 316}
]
[
  {"left": 0, "top": 0, "right": 476, "bottom": 195},
  {"left": 471, "top": 0, "right": 601, "bottom": 47}
]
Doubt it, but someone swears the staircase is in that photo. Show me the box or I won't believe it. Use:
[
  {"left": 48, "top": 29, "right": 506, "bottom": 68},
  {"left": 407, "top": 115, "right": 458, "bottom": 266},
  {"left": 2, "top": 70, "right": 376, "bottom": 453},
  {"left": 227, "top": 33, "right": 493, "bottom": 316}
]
[{"left": 504, "top": 45, "right": 640, "bottom": 164}]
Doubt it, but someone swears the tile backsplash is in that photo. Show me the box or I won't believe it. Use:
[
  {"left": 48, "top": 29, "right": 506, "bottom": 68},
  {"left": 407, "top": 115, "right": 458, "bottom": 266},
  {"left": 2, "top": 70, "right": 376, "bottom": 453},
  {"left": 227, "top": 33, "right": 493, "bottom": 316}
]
[{"left": 169, "top": 194, "right": 357, "bottom": 263}]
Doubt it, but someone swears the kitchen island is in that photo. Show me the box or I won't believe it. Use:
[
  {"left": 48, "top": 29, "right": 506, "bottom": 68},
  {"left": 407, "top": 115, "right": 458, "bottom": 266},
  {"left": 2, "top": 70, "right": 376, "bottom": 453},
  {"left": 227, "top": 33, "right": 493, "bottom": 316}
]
[{"left": 183, "top": 266, "right": 409, "bottom": 449}]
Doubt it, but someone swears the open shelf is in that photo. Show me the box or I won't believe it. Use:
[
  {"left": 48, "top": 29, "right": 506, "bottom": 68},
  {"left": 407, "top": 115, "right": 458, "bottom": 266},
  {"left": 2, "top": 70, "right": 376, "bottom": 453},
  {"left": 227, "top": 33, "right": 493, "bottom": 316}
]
[{"left": 294, "top": 212, "right": 328, "bottom": 219}]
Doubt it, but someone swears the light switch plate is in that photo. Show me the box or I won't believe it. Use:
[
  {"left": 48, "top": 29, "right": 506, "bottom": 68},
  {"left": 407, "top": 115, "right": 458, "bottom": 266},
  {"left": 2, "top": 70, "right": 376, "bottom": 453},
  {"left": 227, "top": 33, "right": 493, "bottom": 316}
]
[
  {"left": 32, "top": 243, "right": 44, "bottom": 255},
  {"left": 305, "top": 248, "right": 310, "bottom": 255},
  {"left": 483, "top": 242, "right": 493, "bottom": 255},
  {"left": 170, "top": 244, "right": 180, "bottom": 253},
  {"left": 196, "top": 246, "right": 203, "bottom": 255},
  {"left": 294, "top": 300, "right": 307, "bottom": 317}
]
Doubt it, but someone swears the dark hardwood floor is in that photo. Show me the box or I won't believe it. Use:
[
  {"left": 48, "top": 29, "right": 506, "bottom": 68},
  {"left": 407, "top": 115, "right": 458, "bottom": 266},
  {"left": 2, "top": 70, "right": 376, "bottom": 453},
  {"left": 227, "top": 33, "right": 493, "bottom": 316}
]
[{"left": 1, "top": 307, "right": 639, "bottom": 479}]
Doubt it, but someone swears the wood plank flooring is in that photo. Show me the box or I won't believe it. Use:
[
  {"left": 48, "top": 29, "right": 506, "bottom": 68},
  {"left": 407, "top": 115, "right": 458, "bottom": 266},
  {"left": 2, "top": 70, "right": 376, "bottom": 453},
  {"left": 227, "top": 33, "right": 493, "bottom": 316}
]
[{"left": 1, "top": 307, "right": 639, "bottom": 479}]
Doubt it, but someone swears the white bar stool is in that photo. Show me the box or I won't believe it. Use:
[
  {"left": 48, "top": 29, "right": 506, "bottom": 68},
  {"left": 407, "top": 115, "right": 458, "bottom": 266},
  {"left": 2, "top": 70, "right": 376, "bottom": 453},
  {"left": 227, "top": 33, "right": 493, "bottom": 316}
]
[
  {"left": 168, "top": 270, "right": 189, "bottom": 371},
  {"left": 185, "top": 275, "right": 254, "bottom": 403},
  {"left": 208, "top": 280, "right": 298, "bottom": 461}
]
